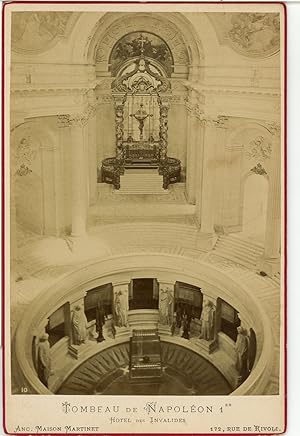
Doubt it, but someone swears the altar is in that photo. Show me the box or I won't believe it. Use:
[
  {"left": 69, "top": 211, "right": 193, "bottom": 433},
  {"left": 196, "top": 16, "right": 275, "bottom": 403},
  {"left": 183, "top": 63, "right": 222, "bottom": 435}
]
[{"left": 99, "top": 34, "right": 181, "bottom": 191}]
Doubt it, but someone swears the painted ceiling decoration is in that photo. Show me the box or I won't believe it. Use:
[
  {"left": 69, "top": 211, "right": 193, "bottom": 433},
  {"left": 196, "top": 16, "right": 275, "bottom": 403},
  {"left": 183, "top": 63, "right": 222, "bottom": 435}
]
[
  {"left": 11, "top": 12, "right": 76, "bottom": 53},
  {"left": 95, "top": 15, "right": 189, "bottom": 67},
  {"left": 207, "top": 12, "right": 280, "bottom": 58},
  {"left": 109, "top": 32, "right": 173, "bottom": 77}
]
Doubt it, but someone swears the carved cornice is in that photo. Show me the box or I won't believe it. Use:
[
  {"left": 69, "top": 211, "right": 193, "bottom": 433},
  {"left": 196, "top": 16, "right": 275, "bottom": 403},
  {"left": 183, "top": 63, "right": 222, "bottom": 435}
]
[
  {"left": 184, "top": 84, "right": 280, "bottom": 99},
  {"left": 97, "top": 95, "right": 113, "bottom": 104},
  {"left": 168, "top": 95, "right": 185, "bottom": 105},
  {"left": 11, "top": 87, "right": 93, "bottom": 97},
  {"left": 11, "top": 85, "right": 280, "bottom": 100},
  {"left": 57, "top": 103, "right": 97, "bottom": 129}
]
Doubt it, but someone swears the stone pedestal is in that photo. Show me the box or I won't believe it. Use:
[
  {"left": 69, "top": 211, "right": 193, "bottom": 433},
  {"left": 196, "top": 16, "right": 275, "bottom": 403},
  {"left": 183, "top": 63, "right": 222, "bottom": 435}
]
[
  {"left": 193, "top": 338, "right": 218, "bottom": 354},
  {"left": 68, "top": 343, "right": 88, "bottom": 359}
]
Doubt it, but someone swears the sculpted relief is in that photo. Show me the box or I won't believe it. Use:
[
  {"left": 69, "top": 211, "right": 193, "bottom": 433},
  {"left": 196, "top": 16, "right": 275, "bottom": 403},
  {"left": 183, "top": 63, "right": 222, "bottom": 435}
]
[
  {"left": 12, "top": 12, "right": 74, "bottom": 52},
  {"left": 245, "top": 136, "right": 272, "bottom": 162}
]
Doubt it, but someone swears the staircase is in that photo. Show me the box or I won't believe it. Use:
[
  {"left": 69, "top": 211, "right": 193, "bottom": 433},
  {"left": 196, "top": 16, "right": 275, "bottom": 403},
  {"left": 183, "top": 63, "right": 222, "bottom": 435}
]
[
  {"left": 160, "top": 342, "right": 231, "bottom": 395},
  {"left": 57, "top": 343, "right": 130, "bottom": 395},
  {"left": 57, "top": 341, "right": 231, "bottom": 395},
  {"left": 116, "top": 170, "right": 167, "bottom": 194},
  {"left": 213, "top": 234, "right": 264, "bottom": 269}
]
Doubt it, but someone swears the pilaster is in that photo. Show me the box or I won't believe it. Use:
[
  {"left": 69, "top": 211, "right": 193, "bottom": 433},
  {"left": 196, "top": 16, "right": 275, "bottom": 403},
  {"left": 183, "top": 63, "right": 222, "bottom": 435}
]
[
  {"left": 195, "top": 115, "right": 220, "bottom": 248},
  {"left": 214, "top": 119, "right": 229, "bottom": 231},
  {"left": 223, "top": 144, "right": 244, "bottom": 232},
  {"left": 88, "top": 112, "right": 97, "bottom": 205},
  {"left": 58, "top": 108, "right": 92, "bottom": 238},
  {"left": 258, "top": 124, "right": 281, "bottom": 275},
  {"left": 185, "top": 92, "right": 203, "bottom": 204}
]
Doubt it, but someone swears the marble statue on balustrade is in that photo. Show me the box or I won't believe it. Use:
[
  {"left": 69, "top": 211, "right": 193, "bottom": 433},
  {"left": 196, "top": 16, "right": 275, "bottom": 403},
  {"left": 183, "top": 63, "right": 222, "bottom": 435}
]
[
  {"left": 235, "top": 326, "right": 250, "bottom": 383},
  {"left": 37, "top": 333, "right": 52, "bottom": 388},
  {"left": 71, "top": 305, "right": 88, "bottom": 345},
  {"left": 159, "top": 287, "right": 174, "bottom": 326},
  {"left": 95, "top": 301, "right": 106, "bottom": 343},
  {"left": 199, "top": 300, "right": 215, "bottom": 341},
  {"left": 114, "top": 290, "right": 128, "bottom": 327}
]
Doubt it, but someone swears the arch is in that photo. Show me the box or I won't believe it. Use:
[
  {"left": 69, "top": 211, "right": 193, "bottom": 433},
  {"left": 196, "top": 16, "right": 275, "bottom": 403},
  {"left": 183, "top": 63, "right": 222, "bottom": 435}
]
[
  {"left": 109, "top": 31, "right": 174, "bottom": 77},
  {"left": 85, "top": 12, "right": 202, "bottom": 71},
  {"left": 227, "top": 120, "right": 273, "bottom": 147}
]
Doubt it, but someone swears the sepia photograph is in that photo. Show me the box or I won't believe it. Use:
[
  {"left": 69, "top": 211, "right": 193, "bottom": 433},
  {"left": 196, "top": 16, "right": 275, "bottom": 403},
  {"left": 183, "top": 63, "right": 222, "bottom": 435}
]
[{"left": 3, "top": 1, "right": 286, "bottom": 434}]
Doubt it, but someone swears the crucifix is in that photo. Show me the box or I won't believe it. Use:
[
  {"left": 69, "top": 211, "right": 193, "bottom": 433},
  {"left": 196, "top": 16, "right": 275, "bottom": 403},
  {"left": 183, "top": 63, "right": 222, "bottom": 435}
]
[
  {"left": 130, "top": 103, "right": 153, "bottom": 140},
  {"left": 137, "top": 34, "right": 147, "bottom": 55}
]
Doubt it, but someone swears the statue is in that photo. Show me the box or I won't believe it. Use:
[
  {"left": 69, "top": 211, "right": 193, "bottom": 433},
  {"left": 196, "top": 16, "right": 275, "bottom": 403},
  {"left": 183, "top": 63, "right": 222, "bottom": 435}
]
[
  {"left": 110, "top": 319, "right": 116, "bottom": 339},
  {"left": 114, "top": 290, "right": 127, "bottom": 327},
  {"left": 235, "top": 326, "right": 249, "bottom": 382},
  {"left": 159, "top": 287, "right": 173, "bottom": 326},
  {"left": 181, "top": 313, "right": 190, "bottom": 339},
  {"left": 95, "top": 301, "right": 106, "bottom": 343},
  {"left": 200, "top": 300, "right": 215, "bottom": 341},
  {"left": 37, "top": 333, "right": 52, "bottom": 388},
  {"left": 71, "top": 305, "right": 88, "bottom": 345}
]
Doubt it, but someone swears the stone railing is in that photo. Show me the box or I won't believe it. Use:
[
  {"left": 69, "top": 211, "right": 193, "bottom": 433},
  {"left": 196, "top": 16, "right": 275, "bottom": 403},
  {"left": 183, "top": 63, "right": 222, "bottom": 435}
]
[{"left": 12, "top": 253, "right": 275, "bottom": 396}]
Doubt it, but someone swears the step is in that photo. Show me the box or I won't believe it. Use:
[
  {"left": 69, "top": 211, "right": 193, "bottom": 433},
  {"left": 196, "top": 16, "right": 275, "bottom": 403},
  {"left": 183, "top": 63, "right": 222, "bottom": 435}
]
[
  {"left": 214, "top": 240, "right": 260, "bottom": 259},
  {"left": 218, "top": 238, "right": 264, "bottom": 257},
  {"left": 214, "top": 241, "right": 260, "bottom": 263},
  {"left": 225, "top": 234, "right": 264, "bottom": 252},
  {"left": 212, "top": 249, "right": 257, "bottom": 268}
]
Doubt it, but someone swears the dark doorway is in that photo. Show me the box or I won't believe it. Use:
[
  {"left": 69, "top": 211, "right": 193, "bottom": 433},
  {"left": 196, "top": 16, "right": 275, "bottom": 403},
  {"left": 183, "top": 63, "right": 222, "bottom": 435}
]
[
  {"left": 46, "top": 303, "right": 68, "bottom": 347},
  {"left": 175, "top": 282, "right": 203, "bottom": 320},
  {"left": 217, "top": 298, "right": 241, "bottom": 342},
  {"left": 129, "top": 278, "right": 159, "bottom": 310}
]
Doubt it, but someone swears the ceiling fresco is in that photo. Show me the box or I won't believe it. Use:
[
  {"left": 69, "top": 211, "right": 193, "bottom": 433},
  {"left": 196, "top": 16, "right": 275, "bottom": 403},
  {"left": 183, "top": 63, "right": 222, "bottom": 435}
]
[
  {"left": 11, "top": 12, "right": 75, "bottom": 53},
  {"left": 109, "top": 32, "right": 174, "bottom": 76},
  {"left": 11, "top": 11, "right": 280, "bottom": 59},
  {"left": 207, "top": 12, "right": 280, "bottom": 58}
]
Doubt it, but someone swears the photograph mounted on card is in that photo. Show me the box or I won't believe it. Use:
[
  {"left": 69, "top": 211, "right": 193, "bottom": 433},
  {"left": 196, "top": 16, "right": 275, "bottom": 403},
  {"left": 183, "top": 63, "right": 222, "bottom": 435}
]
[{"left": 3, "top": 1, "right": 286, "bottom": 434}]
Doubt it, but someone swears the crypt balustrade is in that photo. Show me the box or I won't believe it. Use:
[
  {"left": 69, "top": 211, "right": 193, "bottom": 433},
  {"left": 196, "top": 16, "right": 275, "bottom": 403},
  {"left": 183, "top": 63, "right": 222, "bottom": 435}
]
[{"left": 11, "top": 255, "right": 274, "bottom": 396}]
